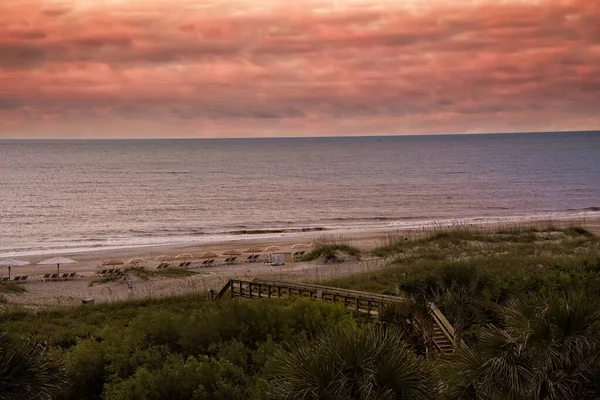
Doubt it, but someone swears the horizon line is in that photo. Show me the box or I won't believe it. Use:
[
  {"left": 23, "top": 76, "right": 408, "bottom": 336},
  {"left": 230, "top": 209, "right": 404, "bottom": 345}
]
[{"left": 1, "top": 129, "right": 599, "bottom": 141}]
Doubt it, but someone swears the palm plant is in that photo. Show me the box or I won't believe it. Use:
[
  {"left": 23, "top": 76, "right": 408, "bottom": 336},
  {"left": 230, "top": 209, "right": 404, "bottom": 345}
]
[
  {"left": 0, "top": 332, "right": 65, "bottom": 400},
  {"left": 443, "top": 291, "right": 600, "bottom": 400},
  {"left": 267, "top": 324, "right": 437, "bottom": 400}
]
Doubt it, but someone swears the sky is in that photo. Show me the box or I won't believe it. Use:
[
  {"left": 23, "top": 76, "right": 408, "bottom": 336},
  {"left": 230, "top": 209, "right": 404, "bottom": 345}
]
[{"left": 1, "top": 0, "right": 599, "bottom": 138}]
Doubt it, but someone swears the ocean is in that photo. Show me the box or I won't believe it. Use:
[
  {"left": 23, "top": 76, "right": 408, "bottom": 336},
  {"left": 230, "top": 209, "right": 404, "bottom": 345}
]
[{"left": 1, "top": 132, "right": 599, "bottom": 257}]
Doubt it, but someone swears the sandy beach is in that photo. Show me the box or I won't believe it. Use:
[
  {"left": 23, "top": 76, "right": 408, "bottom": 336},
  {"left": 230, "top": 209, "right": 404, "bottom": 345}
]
[{"left": 2, "top": 214, "right": 599, "bottom": 309}]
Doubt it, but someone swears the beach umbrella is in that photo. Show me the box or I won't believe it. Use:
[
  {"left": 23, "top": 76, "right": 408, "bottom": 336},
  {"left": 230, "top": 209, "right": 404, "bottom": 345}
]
[
  {"left": 156, "top": 255, "right": 173, "bottom": 262},
  {"left": 38, "top": 257, "right": 77, "bottom": 275},
  {"left": 101, "top": 259, "right": 124, "bottom": 268},
  {"left": 222, "top": 249, "right": 242, "bottom": 256},
  {"left": 128, "top": 257, "right": 146, "bottom": 266},
  {"left": 245, "top": 247, "right": 264, "bottom": 254},
  {"left": 264, "top": 245, "right": 281, "bottom": 253},
  {"left": 175, "top": 253, "right": 194, "bottom": 261},
  {"left": 0, "top": 259, "right": 30, "bottom": 279},
  {"left": 291, "top": 243, "right": 308, "bottom": 249},
  {"left": 198, "top": 251, "right": 218, "bottom": 259}
]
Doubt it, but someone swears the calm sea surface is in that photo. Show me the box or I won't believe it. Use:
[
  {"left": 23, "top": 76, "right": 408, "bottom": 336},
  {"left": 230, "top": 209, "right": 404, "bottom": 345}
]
[{"left": 1, "top": 132, "right": 599, "bottom": 256}]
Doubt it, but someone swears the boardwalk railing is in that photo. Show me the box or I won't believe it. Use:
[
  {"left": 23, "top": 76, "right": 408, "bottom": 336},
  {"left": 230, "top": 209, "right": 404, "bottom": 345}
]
[{"left": 216, "top": 278, "right": 456, "bottom": 352}]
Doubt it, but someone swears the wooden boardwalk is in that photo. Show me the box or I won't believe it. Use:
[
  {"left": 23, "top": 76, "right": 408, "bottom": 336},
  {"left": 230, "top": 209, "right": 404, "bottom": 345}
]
[{"left": 216, "top": 278, "right": 456, "bottom": 353}]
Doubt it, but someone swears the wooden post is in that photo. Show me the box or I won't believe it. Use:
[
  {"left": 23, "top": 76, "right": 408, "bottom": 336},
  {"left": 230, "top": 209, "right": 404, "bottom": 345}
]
[
  {"left": 277, "top": 286, "right": 281, "bottom": 297},
  {"left": 268, "top": 285, "right": 272, "bottom": 298},
  {"left": 366, "top": 300, "right": 371, "bottom": 315},
  {"left": 249, "top": 282, "right": 253, "bottom": 298},
  {"left": 257, "top": 283, "right": 261, "bottom": 298},
  {"left": 355, "top": 297, "right": 360, "bottom": 311}
]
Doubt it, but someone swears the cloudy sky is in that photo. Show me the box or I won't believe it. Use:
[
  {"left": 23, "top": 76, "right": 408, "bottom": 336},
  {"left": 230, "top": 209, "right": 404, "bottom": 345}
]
[{"left": 1, "top": 0, "right": 599, "bottom": 138}]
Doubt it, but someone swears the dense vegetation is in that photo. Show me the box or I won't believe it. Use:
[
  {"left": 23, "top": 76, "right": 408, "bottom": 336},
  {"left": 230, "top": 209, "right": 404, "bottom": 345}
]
[{"left": 1, "top": 227, "right": 600, "bottom": 399}]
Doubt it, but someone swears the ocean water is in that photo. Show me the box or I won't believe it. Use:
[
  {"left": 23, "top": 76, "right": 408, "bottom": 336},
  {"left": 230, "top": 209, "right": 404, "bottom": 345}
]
[{"left": 1, "top": 132, "right": 599, "bottom": 257}]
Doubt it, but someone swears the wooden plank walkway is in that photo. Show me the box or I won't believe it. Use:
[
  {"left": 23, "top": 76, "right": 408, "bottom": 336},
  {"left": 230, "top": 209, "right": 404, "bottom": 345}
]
[{"left": 216, "top": 278, "right": 456, "bottom": 353}]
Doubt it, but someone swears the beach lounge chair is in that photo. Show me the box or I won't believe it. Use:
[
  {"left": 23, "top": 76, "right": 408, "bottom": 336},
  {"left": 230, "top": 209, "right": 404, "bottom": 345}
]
[
  {"left": 156, "top": 263, "right": 168, "bottom": 269},
  {"left": 69, "top": 272, "right": 78, "bottom": 279},
  {"left": 0, "top": 277, "right": 9, "bottom": 282},
  {"left": 11, "top": 276, "right": 21, "bottom": 282},
  {"left": 61, "top": 273, "right": 70, "bottom": 281},
  {"left": 49, "top": 273, "right": 60, "bottom": 281},
  {"left": 40, "top": 274, "right": 51, "bottom": 282},
  {"left": 14, "top": 276, "right": 28, "bottom": 284},
  {"left": 225, "top": 257, "right": 238, "bottom": 265}
]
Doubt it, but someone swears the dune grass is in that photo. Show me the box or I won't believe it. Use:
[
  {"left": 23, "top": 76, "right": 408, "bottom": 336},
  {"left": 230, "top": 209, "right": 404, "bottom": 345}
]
[
  {"left": 300, "top": 244, "right": 361, "bottom": 262},
  {"left": 89, "top": 267, "right": 199, "bottom": 286},
  {"left": 0, "top": 282, "right": 26, "bottom": 294},
  {"left": 329, "top": 226, "right": 599, "bottom": 294}
]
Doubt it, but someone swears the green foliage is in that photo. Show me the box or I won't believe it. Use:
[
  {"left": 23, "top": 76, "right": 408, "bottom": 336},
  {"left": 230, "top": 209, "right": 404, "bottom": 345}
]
[
  {"left": 327, "top": 227, "right": 600, "bottom": 344},
  {"left": 300, "top": 244, "right": 361, "bottom": 262},
  {"left": 105, "top": 355, "right": 252, "bottom": 400},
  {"left": 0, "top": 296, "right": 351, "bottom": 400},
  {"left": 0, "top": 331, "right": 65, "bottom": 400},
  {"left": 443, "top": 292, "right": 600, "bottom": 400},
  {"left": 267, "top": 323, "right": 437, "bottom": 400}
]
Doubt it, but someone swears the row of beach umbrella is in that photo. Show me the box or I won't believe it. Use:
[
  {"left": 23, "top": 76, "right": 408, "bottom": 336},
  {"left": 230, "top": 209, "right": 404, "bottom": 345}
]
[
  {"left": 0, "top": 243, "right": 311, "bottom": 278},
  {"left": 0, "top": 257, "right": 77, "bottom": 278}
]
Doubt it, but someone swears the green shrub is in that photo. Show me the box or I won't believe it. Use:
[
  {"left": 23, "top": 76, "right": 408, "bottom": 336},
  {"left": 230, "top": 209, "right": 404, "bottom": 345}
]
[{"left": 105, "top": 355, "right": 252, "bottom": 400}]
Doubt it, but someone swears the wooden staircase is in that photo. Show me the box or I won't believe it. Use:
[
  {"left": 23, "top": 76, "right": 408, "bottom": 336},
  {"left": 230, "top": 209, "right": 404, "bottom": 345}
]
[{"left": 215, "top": 278, "right": 456, "bottom": 353}]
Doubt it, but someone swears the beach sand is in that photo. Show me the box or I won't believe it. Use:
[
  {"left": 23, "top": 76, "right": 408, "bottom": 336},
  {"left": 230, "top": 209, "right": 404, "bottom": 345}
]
[{"left": 3, "top": 214, "right": 600, "bottom": 309}]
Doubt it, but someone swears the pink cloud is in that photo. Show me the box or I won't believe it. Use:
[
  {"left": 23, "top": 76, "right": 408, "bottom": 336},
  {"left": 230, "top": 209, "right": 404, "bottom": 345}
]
[{"left": 0, "top": 0, "right": 598, "bottom": 137}]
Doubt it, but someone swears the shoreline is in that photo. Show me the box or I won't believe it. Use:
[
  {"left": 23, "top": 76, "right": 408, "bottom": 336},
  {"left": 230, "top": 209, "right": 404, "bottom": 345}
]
[
  {"left": 2, "top": 210, "right": 599, "bottom": 259},
  {"left": 1, "top": 212, "right": 599, "bottom": 309}
]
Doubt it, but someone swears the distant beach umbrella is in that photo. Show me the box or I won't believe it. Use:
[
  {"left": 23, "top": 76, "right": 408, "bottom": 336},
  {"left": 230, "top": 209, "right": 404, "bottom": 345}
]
[
  {"left": 175, "top": 253, "right": 194, "bottom": 261},
  {"left": 264, "top": 246, "right": 281, "bottom": 252},
  {"left": 38, "top": 257, "right": 77, "bottom": 275},
  {"left": 156, "top": 255, "right": 174, "bottom": 262},
  {"left": 128, "top": 258, "right": 146, "bottom": 266},
  {"left": 102, "top": 259, "right": 124, "bottom": 267},
  {"left": 245, "top": 247, "right": 264, "bottom": 253},
  {"left": 222, "top": 249, "right": 242, "bottom": 256},
  {"left": 291, "top": 243, "right": 308, "bottom": 249},
  {"left": 0, "top": 259, "right": 30, "bottom": 279},
  {"left": 198, "top": 251, "right": 218, "bottom": 259}
]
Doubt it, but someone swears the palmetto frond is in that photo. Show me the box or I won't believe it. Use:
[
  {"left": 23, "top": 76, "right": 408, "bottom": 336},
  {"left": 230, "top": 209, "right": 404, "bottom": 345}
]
[
  {"left": 267, "top": 324, "right": 437, "bottom": 400},
  {"left": 0, "top": 332, "right": 65, "bottom": 400}
]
